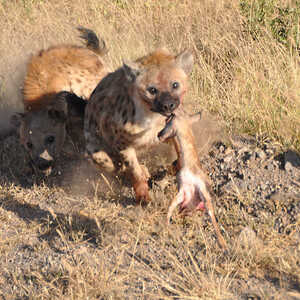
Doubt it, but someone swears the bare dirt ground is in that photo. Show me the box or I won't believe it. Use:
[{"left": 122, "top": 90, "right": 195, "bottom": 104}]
[{"left": 0, "top": 111, "right": 299, "bottom": 299}]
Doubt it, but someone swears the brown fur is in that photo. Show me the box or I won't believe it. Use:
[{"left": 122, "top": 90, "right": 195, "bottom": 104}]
[
  {"left": 12, "top": 27, "right": 109, "bottom": 174},
  {"left": 158, "top": 111, "right": 228, "bottom": 250},
  {"left": 84, "top": 48, "right": 194, "bottom": 203},
  {"left": 24, "top": 44, "right": 108, "bottom": 111}
]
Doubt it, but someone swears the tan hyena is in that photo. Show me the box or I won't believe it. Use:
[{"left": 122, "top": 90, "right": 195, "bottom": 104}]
[
  {"left": 11, "top": 27, "right": 109, "bottom": 174},
  {"left": 158, "top": 111, "right": 227, "bottom": 250},
  {"left": 84, "top": 48, "right": 194, "bottom": 203}
]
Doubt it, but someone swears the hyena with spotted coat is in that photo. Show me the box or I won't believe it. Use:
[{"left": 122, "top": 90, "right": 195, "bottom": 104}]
[
  {"left": 12, "top": 27, "right": 109, "bottom": 174},
  {"left": 84, "top": 48, "right": 193, "bottom": 203}
]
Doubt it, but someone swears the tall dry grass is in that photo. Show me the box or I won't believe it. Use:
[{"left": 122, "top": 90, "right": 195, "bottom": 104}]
[{"left": 0, "top": 0, "right": 299, "bottom": 150}]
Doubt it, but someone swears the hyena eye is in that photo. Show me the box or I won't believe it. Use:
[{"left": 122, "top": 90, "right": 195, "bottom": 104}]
[
  {"left": 26, "top": 142, "right": 33, "bottom": 149},
  {"left": 147, "top": 86, "right": 158, "bottom": 95},
  {"left": 172, "top": 82, "right": 180, "bottom": 89},
  {"left": 45, "top": 135, "right": 55, "bottom": 145}
]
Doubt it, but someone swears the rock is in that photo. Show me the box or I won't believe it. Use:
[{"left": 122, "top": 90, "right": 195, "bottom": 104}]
[
  {"left": 285, "top": 161, "right": 294, "bottom": 172},
  {"left": 255, "top": 149, "right": 266, "bottom": 160},
  {"left": 236, "top": 227, "right": 261, "bottom": 250},
  {"left": 284, "top": 150, "right": 300, "bottom": 171},
  {"left": 224, "top": 155, "right": 233, "bottom": 163}
]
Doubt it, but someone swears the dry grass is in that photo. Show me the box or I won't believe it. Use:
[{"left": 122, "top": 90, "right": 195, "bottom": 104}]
[{"left": 0, "top": 0, "right": 300, "bottom": 299}]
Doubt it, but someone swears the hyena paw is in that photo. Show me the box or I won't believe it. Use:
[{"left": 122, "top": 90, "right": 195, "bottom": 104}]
[
  {"left": 91, "top": 150, "right": 115, "bottom": 173},
  {"left": 141, "top": 164, "right": 150, "bottom": 181},
  {"left": 133, "top": 180, "right": 151, "bottom": 204}
]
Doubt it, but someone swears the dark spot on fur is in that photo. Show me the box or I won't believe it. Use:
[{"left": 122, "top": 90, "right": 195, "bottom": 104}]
[
  {"left": 76, "top": 78, "right": 82, "bottom": 84},
  {"left": 117, "top": 95, "right": 122, "bottom": 103},
  {"left": 117, "top": 101, "right": 123, "bottom": 114},
  {"left": 123, "top": 117, "right": 128, "bottom": 125},
  {"left": 122, "top": 109, "right": 127, "bottom": 119},
  {"left": 132, "top": 106, "right": 136, "bottom": 118}
]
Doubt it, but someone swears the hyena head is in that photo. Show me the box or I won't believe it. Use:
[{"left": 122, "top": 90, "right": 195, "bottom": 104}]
[
  {"left": 11, "top": 92, "right": 69, "bottom": 175},
  {"left": 123, "top": 48, "right": 194, "bottom": 116}
]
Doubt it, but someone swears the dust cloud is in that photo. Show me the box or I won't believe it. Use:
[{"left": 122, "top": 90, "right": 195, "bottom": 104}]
[{"left": 192, "top": 111, "right": 225, "bottom": 156}]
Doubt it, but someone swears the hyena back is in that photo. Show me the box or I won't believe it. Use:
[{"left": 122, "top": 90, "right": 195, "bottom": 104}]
[
  {"left": 12, "top": 27, "right": 109, "bottom": 174},
  {"left": 85, "top": 47, "right": 194, "bottom": 203}
]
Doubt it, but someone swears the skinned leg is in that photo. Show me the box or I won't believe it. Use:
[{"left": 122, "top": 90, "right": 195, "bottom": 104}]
[
  {"left": 167, "top": 189, "right": 184, "bottom": 224},
  {"left": 197, "top": 185, "right": 227, "bottom": 250}
]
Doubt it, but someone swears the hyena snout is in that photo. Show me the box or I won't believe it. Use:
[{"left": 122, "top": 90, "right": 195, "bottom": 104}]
[
  {"left": 34, "top": 150, "right": 54, "bottom": 171},
  {"left": 153, "top": 92, "right": 180, "bottom": 116}
]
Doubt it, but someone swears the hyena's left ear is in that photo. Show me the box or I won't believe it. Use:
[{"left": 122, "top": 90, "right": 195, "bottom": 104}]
[
  {"left": 123, "top": 61, "right": 141, "bottom": 82},
  {"left": 47, "top": 93, "right": 68, "bottom": 123},
  {"left": 175, "top": 49, "right": 194, "bottom": 75}
]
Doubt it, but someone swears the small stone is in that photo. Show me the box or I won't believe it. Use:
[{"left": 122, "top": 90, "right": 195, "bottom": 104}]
[
  {"left": 285, "top": 161, "right": 293, "bottom": 172},
  {"left": 238, "top": 147, "right": 249, "bottom": 155},
  {"left": 285, "top": 150, "right": 300, "bottom": 168},
  {"left": 255, "top": 150, "right": 266, "bottom": 160},
  {"left": 237, "top": 227, "right": 261, "bottom": 249},
  {"left": 224, "top": 155, "right": 232, "bottom": 163}
]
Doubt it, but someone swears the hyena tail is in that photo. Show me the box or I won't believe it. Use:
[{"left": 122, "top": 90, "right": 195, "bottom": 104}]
[{"left": 77, "top": 26, "right": 108, "bottom": 56}]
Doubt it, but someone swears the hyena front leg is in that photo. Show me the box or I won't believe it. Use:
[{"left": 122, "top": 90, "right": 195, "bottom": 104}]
[
  {"left": 85, "top": 136, "right": 122, "bottom": 173},
  {"left": 90, "top": 149, "right": 116, "bottom": 173},
  {"left": 120, "top": 147, "right": 151, "bottom": 204}
]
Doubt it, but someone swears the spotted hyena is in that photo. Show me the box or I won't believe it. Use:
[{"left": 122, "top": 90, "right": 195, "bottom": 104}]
[
  {"left": 84, "top": 47, "right": 194, "bottom": 203},
  {"left": 11, "top": 27, "right": 110, "bottom": 174}
]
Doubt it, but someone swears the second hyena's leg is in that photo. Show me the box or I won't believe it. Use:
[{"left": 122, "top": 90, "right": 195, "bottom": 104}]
[
  {"left": 90, "top": 149, "right": 116, "bottom": 173},
  {"left": 85, "top": 135, "right": 122, "bottom": 173},
  {"left": 120, "top": 147, "right": 151, "bottom": 204}
]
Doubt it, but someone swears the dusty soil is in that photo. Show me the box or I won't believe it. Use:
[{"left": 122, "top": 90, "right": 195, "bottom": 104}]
[{"left": 0, "top": 116, "right": 299, "bottom": 299}]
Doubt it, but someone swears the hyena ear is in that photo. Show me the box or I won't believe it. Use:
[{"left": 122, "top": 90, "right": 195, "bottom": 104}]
[
  {"left": 47, "top": 93, "right": 68, "bottom": 123},
  {"left": 10, "top": 113, "right": 25, "bottom": 128},
  {"left": 175, "top": 49, "right": 194, "bottom": 75},
  {"left": 123, "top": 61, "right": 141, "bottom": 82},
  {"left": 62, "top": 91, "right": 87, "bottom": 119}
]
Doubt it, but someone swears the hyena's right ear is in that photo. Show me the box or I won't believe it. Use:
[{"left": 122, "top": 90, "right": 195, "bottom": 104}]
[
  {"left": 175, "top": 49, "right": 194, "bottom": 75},
  {"left": 47, "top": 93, "right": 68, "bottom": 123},
  {"left": 10, "top": 113, "right": 25, "bottom": 128},
  {"left": 123, "top": 61, "right": 141, "bottom": 82}
]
